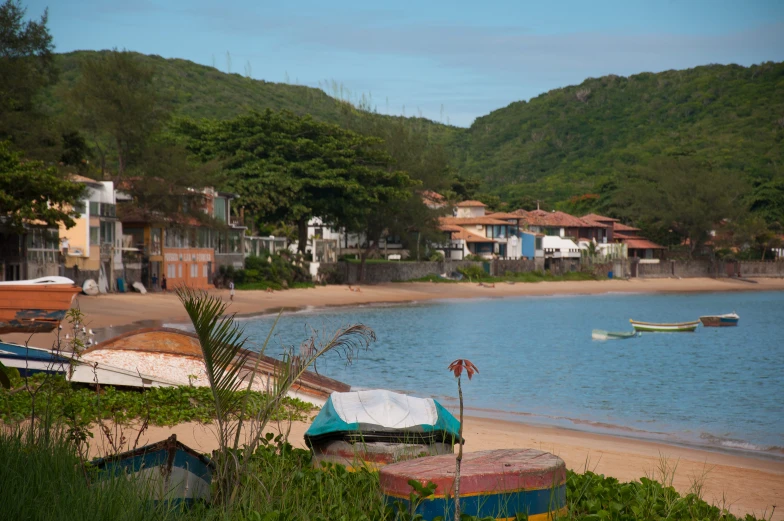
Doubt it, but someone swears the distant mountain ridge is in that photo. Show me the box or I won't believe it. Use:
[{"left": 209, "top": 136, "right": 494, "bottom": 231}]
[{"left": 46, "top": 52, "right": 784, "bottom": 206}]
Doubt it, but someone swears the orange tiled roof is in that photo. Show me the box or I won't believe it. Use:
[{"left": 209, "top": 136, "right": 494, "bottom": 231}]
[
  {"left": 455, "top": 200, "right": 487, "bottom": 208},
  {"left": 486, "top": 212, "right": 524, "bottom": 220},
  {"left": 521, "top": 209, "right": 593, "bottom": 228},
  {"left": 441, "top": 216, "right": 513, "bottom": 226},
  {"left": 438, "top": 223, "right": 464, "bottom": 232},
  {"left": 582, "top": 213, "right": 619, "bottom": 223},
  {"left": 613, "top": 222, "right": 641, "bottom": 232},
  {"left": 452, "top": 228, "right": 495, "bottom": 243},
  {"left": 625, "top": 239, "right": 665, "bottom": 249},
  {"left": 69, "top": 174, "right": 102, "bottom": 184}
]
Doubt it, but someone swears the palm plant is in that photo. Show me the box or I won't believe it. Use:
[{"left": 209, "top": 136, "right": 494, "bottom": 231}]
[
  {"left": 176, "top": 287, "right": 376, "bottom": 506},
  {"left": 447, "top": 358, "right": 478, "bottom": 521}
]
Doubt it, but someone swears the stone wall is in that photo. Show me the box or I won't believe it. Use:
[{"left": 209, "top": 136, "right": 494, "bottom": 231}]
[
  {"left": 318, "top": 258, "right": 547, "bottom": 285},
  {"left": 739, "top": 261, "right": 784, "bottom": 277}
]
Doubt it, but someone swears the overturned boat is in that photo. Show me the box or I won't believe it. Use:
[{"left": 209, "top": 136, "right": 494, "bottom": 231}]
[
  {"left": 305, "top": 390, "right": 460, "bottom": 470},
  {"left": 0, "top": 340, "right": 180, "bottom": 388},
  {"left": 0, "top": 277, "right": 81, "bottom": 334},
  {"left": 89, "top": 434, "right": 213, "bottom": 507},
  {"left": 81, "top": 327, "right": 349, "bottom": 405}
]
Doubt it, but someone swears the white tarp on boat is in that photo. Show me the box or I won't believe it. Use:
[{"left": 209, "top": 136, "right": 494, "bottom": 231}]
[
  {"left": 0, "top": 276, "right": 75, "bottom": 286},
  {"left": 332, "top": 390, "right": 439, "bottom": 429}
]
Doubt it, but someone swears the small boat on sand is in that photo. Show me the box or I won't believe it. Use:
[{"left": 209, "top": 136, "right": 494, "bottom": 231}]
[
  {"left": 89, "top": 434, "right": 214, "bottom": 506},
  {"left": 0, "top": 277, "right": 81, "bottom": 334},
  {"left": 592, "top": 329, "right": 638, "bottom": 341},
  {"left": 305, "top": 390, "right": 460, "bottom": 470},
  {"left": 699, "top": 313, "right": 739, "bottom": 327},
  {"left": 629, "top": 319, "right": 699, "bottom": 333}
]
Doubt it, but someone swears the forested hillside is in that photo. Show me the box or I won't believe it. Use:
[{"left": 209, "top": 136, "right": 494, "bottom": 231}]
[
  {"left": 44, "top": 52, "right": 783, "bottom": 211},
  {"left": 452, "top": 62, "right": 784, "bottom": 203},
  {"left": 45, "top": 51, "right": 455, "bottom": 141}
]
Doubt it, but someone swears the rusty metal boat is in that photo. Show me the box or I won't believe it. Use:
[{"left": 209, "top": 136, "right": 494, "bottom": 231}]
[
  {"left": 0, "top": 276, "right": 81, "bottom": 334},
  {"left": 81, "top": 327, "right": 349, "bottom": 405}
]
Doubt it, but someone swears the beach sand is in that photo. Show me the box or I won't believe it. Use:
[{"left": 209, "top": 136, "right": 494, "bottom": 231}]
[{"left": 6, "top": 277, "right": 784, "bottom": 519}]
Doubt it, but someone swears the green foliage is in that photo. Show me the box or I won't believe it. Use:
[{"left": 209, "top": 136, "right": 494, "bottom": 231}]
[
  {"left": 0, "top": 375, "right": 316, "bottom": 427},
  {"left": 457, "top": 265, "right": 486, "bottom": 282},
  {"left": 176, "top": 109, "right": 415, "bottom": 255},
  {"left": 0, "top": 0, "right": 60, "bottom": 160},
  {"left": 453, "top": 62, "right": 784, "bottom": 212},
  {"left": 612, "top": 156, "right": 747, "bottom": 255},
  {"left": 0, "top": 141, "right": 87, "bottom": 230}
]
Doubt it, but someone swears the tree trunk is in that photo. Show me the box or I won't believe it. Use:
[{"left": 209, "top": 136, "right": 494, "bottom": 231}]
[
  {"left": 454, "top": 376, "right": 463, "bottom": 521},
  {"left": 297, "top": 217, "right": 308, "bottom": 254}
]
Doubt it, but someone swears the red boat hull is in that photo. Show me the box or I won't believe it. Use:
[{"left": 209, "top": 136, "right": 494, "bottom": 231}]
[{"left": 0, "top": 284, "right": 81, "bottom": 334}]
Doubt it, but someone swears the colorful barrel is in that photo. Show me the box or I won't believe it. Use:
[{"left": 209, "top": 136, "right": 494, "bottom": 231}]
[
  {"left": 380, "top": 448, "right": 567, "bottom": 521},
  {"left": 312, "top": 440, "right": 453, "bottom": 471}
]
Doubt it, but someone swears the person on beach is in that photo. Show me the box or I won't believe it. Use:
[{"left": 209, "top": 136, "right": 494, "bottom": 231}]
[
  {"left": 161, "top": 275, "right": 167, "bottom": 293},
  {"left": 229, "top": 280, "right": 235, "bottom": 301}
]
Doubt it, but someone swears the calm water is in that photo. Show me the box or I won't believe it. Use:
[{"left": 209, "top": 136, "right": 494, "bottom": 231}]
[{"left": 211, "top": 291, "right": 784, "bottom": 458}]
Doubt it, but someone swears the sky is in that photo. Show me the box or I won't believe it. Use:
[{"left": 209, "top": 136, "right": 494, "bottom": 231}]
[{"left": 27, "top": 0, "right": 784, "bottom": 127}]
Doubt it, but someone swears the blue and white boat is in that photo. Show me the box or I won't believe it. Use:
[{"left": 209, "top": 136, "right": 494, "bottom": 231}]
[
  {"left": 89, "top": 434, "right": 214, "bottom": 506},
  {"left": 699, "top": 313, "right": 740, "bottom": 327},
  {"left": 0, "top": 341, "right": 71, "bottom": 377}
]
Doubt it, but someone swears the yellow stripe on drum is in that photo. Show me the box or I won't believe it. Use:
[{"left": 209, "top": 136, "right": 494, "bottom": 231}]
[{"left": 383, "top": 482, "right": 566, "bottom": 500}]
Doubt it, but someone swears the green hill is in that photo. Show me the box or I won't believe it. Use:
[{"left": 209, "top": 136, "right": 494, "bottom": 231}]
[
  {"left": 452, "top": 62, "right": 784, "bottom": 203},
  {"left": 45, "top": 52, "right": 784, "bottom": 209}
]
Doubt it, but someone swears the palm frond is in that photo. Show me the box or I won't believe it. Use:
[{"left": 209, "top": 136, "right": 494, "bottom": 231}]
[{"left": 177, "top": 287, "right": 249, "bottom": 439}]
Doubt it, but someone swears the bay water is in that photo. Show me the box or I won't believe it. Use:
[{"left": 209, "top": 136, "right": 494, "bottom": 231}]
[{"left": 232, "top": 290, "right": 784, "bottom": 459}]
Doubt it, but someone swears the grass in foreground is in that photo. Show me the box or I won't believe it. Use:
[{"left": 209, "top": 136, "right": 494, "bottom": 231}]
[{"left": 0, "top": 428, "right": 772, "bottom": 521}]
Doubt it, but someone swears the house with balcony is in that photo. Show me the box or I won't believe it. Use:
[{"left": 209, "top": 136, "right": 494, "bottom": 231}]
[
  {"left": 58, "top": 175, "right": 122, "bottom": 290},
  {"left": 612, "top": 222, "right": 665, "bottom": 261},
  {"left": 435, "top": 201, "right": 524, "bottom": 260},
  {"left": 0, "top": 221, "right": 61, "bottom": 281},
  {"left": 120, "top": 187, "right": 243, "bottom": 290}
]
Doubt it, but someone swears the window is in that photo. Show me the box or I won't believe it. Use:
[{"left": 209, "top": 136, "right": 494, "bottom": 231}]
[
  {"left": 177, "top": 264, "right": 182, "bottom": 278},
  {"left": 213, "top": 197, "right": 227, "bottom": 222},
  {"left": 203, "top": 264, "right": 208, "bottom": 277},
  {"left": 190, "top": 263, "right": 198, "bottom": 278},
  {"left": 73, "top": 200, "right": 86, "bottom": 216},
  {"left": 167, "top": 263, "right": 176, "bottom": 278},
  {"left": 535, "top": 237, "right": 543, "bottom": 250},
  {"left": 90, "top": 226, "right": 100, "bottom": 245},
  {"left": 89, "top": 201, "right": 99, "bottom": 215},
  {"left": 100, "top": 221, "right": 114, "bottom": 244}
]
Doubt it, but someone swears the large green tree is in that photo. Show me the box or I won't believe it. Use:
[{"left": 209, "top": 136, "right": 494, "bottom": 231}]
[
  {"left": 613, "top": 157, "right": 748, "bottom": 256},
  {"left": 68, "top": 49, "right": 167, "bottom": 178},
  {"left": 176, "top": 110, "right": 416, "bottom": 255},
  {"left": 0, "top": 141, "right": 86, "bottom": 230},
  {"left": 0, "top": 0, "right": 59, "bottom": 160}
]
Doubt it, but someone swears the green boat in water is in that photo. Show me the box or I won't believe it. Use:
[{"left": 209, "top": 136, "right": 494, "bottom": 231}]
[
  {"left": 591, "top": 329, "right": 638, "bottom": 340},
  {"left": 629, "top": 319, "right": 699, "bottom": 333}
]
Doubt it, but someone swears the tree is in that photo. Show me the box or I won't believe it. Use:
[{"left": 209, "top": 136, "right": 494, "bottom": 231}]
[
  {"left": 68, "top": 49, "right": 167, "bottom": 179},
  {"left": 614, "top": 157, "right": 748, "bottom": 256},
  {"left": 0, "top": 141, "right": 86, "bottom": 230},
  {"left": 176, "top": 110, "right": 415, "bottom": 255},
  {"left": 0, "top": 0, "right": 58, "bottom": 159}
]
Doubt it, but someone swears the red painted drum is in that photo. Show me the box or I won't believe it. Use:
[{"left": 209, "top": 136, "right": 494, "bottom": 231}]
[{"left": 380, "top": 448, "right": 567, "bottom": 520}]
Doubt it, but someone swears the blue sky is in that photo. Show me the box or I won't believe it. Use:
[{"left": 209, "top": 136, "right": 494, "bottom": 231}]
[{"left": 29, "top": 0, "right": 784, "bottom": 127}]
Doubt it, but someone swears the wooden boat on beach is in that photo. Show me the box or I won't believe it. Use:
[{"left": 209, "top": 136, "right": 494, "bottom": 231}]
[
  {"left": 629, "top": 319, "right": 699, "bottom": 333},
  {"left": 81, "top": 327, "right": 350, "bottom": 405},
  {"left": 591, "top": 329, "right": 638, "bottom": 340},
  {"left": 699, "top": 313, "right": 739, "bottom": 327},
  {"left": 89, "top": 434, "right": 214, "bottom": 506},
  {"left": 0, "top": 277, "right": 81, "bottom": 334},
  {"left": 0, "top": 340, "right": 181, "bottom": 388}
]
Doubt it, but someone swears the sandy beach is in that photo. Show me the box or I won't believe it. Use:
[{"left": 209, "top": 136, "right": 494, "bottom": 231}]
[{"left": 5, "top": 277, "right": 784, "bottom": 519}]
